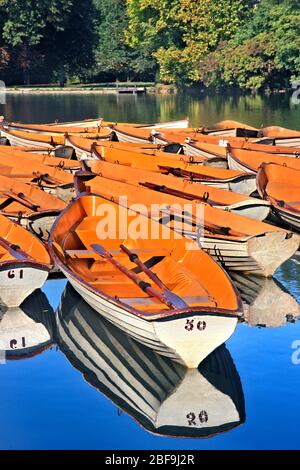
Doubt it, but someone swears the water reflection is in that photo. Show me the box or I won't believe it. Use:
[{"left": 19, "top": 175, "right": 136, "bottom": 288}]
[
  {"left": 56, "top": 283, "right": 245, "bottom": 439},
  {"left": 0, "top": 289, "right": 55, "bottom": 360},
  {"left": 230, "top": 272, "right": 300, "bottom": 327},
  {"left": 3, "top": 91, "right": 300, "bottom": 131}
]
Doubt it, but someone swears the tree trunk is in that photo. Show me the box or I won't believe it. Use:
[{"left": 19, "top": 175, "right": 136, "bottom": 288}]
[{"left": 22, "top": 43, "right": 31, "bottom": 86}]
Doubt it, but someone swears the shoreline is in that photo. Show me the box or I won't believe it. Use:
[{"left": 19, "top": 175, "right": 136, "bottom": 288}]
[
  {"left": 4, "top": 84, "right": 178, "bottom": 95},
  {"left": 5, "top": 88, "right": 154, "bottom": 95}
]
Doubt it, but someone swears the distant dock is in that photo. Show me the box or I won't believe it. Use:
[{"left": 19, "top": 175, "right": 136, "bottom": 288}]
[{"left": 116, "top": 85, "right": 147, "bottom": 95}]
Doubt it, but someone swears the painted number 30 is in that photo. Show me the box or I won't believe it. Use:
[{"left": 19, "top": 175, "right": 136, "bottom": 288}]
[{"left": 185, "top": 319, "right": 207, "bottom": 331}]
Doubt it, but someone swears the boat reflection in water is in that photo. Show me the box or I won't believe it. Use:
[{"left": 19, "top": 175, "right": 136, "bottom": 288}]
[
  {"left": 0, "top": 289, "right": 55, "bottom": 360},
  {"left": 230, "top": 272, "right": 300, "bottom": 327},
  {"left": 56, "top": 283, "right": 245, "bottom": 438}
]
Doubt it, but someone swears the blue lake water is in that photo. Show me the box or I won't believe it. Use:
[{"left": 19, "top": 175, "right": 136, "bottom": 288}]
[{"left": 0, "top": 92, "right": 300, "bottom": 450}]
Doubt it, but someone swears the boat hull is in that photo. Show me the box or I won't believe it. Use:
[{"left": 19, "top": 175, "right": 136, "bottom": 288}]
[
  {"left": 199, "top": 231, "right": 299, "bottom": 277},
  {"left": 0, "top": 263, "right": 49, "bottom": 308},
  {"left": 271, "top": 206, "right": 300, "bottom": 233},
  {"left": 0, "top": 129, "right": 53, "bottom": 148},
  {"left": 64, "top": 268, "right": 239, "bottom": 368}
]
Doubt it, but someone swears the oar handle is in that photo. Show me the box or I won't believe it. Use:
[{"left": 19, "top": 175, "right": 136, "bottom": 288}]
[{"left": 120, "top": 243, "right": 164, "bottom": 289}]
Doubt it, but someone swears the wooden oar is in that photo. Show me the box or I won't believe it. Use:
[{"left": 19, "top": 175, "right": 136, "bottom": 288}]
[
  {"left": 0, "top": 235, "right": 35, "bottom": 261},
  {"left": 159, "top": 206, "right": 247, "bottom": 237},
  {"left": 158, "top": 165, "right": 220, "bottom": 181},
  {"left": 140, "top": 181, "right": 218, "bottom": 206},
  {"left": 120, "top": 244, "right": 188, "bottom": 309},
  {"left": 0, "top": 191, "right": 40, "bottom": 211},
  {"left": 90, "top": 244, "right": 181, "bottom": 310}
]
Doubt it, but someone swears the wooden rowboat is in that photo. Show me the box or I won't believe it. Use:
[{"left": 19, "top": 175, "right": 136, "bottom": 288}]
[
  {"left": 7, "top": 118, "right": 189, "bottom": 134},
  {"left": 4, "top": 122, "right": 112, "bottom": 137},
  {"left": 75, "top": 175, "right": 299, "bottom": 277},
  {"left": 0, "top": 215, "right": 51, "bottom": 307},
  {"left": 185, "top": 138, "right": 300, "bottom": 162},
  {"left": 91, "top": 145, "right": 256, "bottom": 195},
  {"left": 7, "top": 117, "right": 105, "bottom": 130},
  {"left": 50, "top": 193, "right": 243, "bottom": 368},
  {"left": 0, "top": 289, "right": 54, "bottom": 360},
  {"left": 199, "top": 120, "right": 259, "bottom": 138},
  {"left": 93, "top": 141, "right": 216, "bottom": 167},
  {"left": 257, "top": 163, "right": 300, "bottom": 232},
  {"left": 0, "top": 174, "right": 66, "bottom": 240},
  {"left": 57, "top": 283, "right": 245, "bottom": 437},
  {"left": 228, "top": 146, "right": 300, "bottom": 173},
  {"left": 79, "top": 159, "right": 270, "bottom": 221},
  {"left": 0, "top": 128, "right": 65, "bottom": 148},
  {"left": 0, "top": 146, "right": 81, "bottom": 173},
  {"left": 230, "top": 272, "right": 300, "bottom": 327},
  {"left": 231, "top": 140, "right": 300, "bottom": 156},
  {"left": 258, "top": 126, "right": 300, "bottom": 147},
  {"left": 0, "top": 153, "right": 74, "bottom": 202},
  {"left": 65, "top": 134, "right": 184, "bottom": 160}
]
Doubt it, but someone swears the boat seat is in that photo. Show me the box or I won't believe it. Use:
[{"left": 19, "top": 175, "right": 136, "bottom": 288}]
[{"left": 121, "top": 295, "right": 211, "bottom": 307}]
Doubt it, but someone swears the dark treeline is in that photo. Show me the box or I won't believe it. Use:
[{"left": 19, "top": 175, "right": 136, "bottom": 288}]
[{"left": 0, "top": 0, "right": 299, "bottom": 91}]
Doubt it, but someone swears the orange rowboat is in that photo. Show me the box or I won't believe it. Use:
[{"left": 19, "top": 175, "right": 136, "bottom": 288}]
[
  {"left": 92, "top": 141, "right": 221, "bottom": 166},
  {"left": 0, "top": 127, "right": 113, "bottom": 147},
  {"left": 199, "top": 120, "right": 259, "bottom": 137},
  {"left": 7, "top": 117, "right": 105, "bottom": 130},
  {"left": 0, "top": 214, "right": 51, "bottom": 307},
  {"left": 0, "top": 144, "right": 76, "bottom": 160},
  {"left": 0, "top": 147, "right": 81, "bottom": 173},
  {"left": 258, "top": 126, "right": 300, "bottom": 146},
  {"left": 230, "top": 141, "right": 300, "bottom": 156},
  {"left": 7, "top": 117, "right": 189, "bottom": 132},
  {"left": 112, "top": 122, "right": 258, "bottom": 144},
  {"left": 5, "top": 123, "right": 112, "bottom": 137},
  {"left": 75, "top": 174, "right": 299, "bottom": 277},
  {"left": 185, "top": 138, "right": 300, "bottom": 161},
  {"left": 0, "top": 128, "right": 65, "bottom": 148},
  {"left": 228, "top": 146, "right": 300, "bottom": 173},
  {"left": 65, "top": 134, "right": 184, "bottom": 160},
  {"left": 257, "top": 163, "right": 300, "bottom": 232},
  {"left": 50, "top": 193, "right": 243, "bottom": 368},
  {"left": 91, "top": 145, "right": 256, "bottom": 195},
  {"left": 0, "top": 174, "right": 66, "bottom": 239},
  {"left": 79, "top": 159, "right": 270, "bottom": 221},
  {"left": 0, "top": 153, "right": 74, "bottom": 202}
]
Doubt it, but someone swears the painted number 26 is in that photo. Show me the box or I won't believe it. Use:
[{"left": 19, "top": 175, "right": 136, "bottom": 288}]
[
  {"left": 187, "top": 411, "right": 208, "bottom": 426},
  {"left": 185, "top": 319, "right": 207, "bottom": 331}
]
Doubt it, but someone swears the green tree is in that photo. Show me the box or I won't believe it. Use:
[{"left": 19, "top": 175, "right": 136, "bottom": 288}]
[
  {"left": 93, "top": 0, "right": 155, "bottom": 81},
  {"left": 0, "top": 0, "right": 75, "bottom": 84},
  {"left": 199, "top": 0, "right": 300, "bottom": 91},
  {"left": 42, "top": 0, "right": 96, "bottom": 85},
  {"left": 126, "top": 0, "right": 253, "bottom": 84}
]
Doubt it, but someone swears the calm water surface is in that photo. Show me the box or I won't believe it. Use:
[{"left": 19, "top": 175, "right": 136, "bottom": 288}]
[{"left": 0, "top": 92, "right": 300, "bottom": 450}]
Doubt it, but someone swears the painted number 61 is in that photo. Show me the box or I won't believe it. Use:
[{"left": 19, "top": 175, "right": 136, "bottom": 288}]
[{"left": 8, "top": 270, "right": 24, "bottom": 279}]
